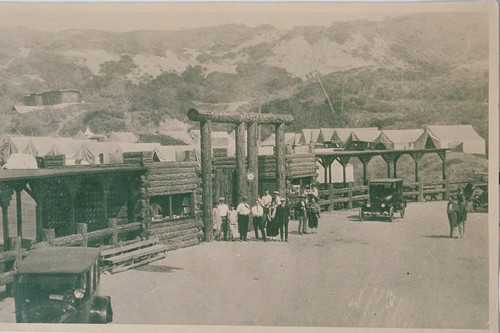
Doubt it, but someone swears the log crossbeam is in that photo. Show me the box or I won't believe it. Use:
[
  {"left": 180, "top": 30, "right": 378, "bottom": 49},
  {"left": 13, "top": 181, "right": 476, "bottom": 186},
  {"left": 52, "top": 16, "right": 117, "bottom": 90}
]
[{"left": 187, "top": 108, "right": 294, "bottom": 125}]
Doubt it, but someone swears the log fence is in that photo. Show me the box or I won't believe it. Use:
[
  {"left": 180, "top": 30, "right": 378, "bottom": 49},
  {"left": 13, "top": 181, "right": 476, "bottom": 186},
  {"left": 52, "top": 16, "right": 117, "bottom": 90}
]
[{"left": 316, "top": 180, "right": 487, "bottom": 211}]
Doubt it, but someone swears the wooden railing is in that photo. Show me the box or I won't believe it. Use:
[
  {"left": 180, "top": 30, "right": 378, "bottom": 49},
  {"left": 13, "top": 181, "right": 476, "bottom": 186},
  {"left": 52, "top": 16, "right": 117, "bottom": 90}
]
[
  {"left": 0, "top": 219, "right": 145, "bottom": 288},
  {"left": 316, "top": 180, "right": 487, "bottom": 212},
  {"left": 0, "top": 237, "right": 26, "bottom": 290}
]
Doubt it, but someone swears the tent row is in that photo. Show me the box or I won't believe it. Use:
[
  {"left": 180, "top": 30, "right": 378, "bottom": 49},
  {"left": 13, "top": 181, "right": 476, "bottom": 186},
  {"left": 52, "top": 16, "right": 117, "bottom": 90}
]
[
  {"left": 0, "top": 136, "right": 198, "bottom": 168},
  {"left": 292, "top": 125, "right": 485, "bottom": 155}
]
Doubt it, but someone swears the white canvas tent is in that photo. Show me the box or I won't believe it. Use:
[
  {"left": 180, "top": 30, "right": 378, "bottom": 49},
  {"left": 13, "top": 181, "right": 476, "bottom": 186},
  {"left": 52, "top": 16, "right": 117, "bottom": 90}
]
[
  {"left": 3, "top": 153, "right": 38, "bottom": 169},
  {"left": 299, "top": 129, "right": 321, "bottom": 145},
  {"left": 83, "top": 141, "right": 123, "bottom": 164},
  {"left": 153, "top": 145, "right": 197, "bottom": 162},
  {"left": 113, "top": 142, "right": 161, "bottom": 153},
  {"left": 374, "top": 129, "right": 427, "bottom": 150},
  {"left": 70, "top": 144, "right": 96, "bottom": 165},
  {"left": 320, "top": 127, "right": 379, "bottom": 147},
  {"left": 260, "top": 133, "right": 301, "bottom": 147},
  {"left": 317, "top": 128, "right": 334, "bottom": 144},
  {"left": 191, "top": 130, "right": 236, "bottom": 157},
  {"left": 426, "top": 125, "right": 485, "bottom": 155}
]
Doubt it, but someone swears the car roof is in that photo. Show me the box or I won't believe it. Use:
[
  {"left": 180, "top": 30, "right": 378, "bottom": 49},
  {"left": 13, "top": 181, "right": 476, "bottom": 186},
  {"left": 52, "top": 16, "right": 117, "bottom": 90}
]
[
  {"left": 369, "top": 178, "right": 403, "bottom": 184},
  {"left": 18, "top": 247, "right": 101, "bottom": 275}
]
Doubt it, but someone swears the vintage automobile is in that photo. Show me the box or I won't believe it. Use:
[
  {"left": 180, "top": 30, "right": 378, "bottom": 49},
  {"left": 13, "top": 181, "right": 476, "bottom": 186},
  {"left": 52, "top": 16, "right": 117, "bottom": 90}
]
[
  {"left": 360, "top": 178, "right": 407, "bottom": 222},
  {"left": 14, "top": 247, "right": 113, "bottom": 324}
]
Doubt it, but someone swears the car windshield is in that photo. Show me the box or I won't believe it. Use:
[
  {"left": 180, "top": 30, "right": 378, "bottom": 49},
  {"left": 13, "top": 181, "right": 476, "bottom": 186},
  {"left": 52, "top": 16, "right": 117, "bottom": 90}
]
[
  {"left": 19, "top": 274, "right": 84, "bottom": 301},
  {"left": 370, "top": 183, "right": 395, "bottom": 198}
]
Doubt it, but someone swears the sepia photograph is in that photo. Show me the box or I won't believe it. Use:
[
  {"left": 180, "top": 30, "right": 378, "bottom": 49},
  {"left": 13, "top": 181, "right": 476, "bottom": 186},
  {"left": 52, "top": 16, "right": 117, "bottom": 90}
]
[{"left": 0, "top": 2, "right": 496, "bottom": 331}]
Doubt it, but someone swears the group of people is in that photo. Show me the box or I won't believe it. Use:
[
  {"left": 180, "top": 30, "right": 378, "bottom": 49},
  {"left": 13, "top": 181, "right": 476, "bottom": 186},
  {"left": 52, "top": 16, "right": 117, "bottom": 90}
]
[{"left": 212, "top": 184, "right": 321, "bottom": 242}]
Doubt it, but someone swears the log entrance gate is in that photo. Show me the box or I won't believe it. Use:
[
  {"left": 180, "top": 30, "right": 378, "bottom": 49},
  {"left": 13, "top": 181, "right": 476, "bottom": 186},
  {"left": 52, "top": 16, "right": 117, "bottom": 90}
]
[{"left": 187, "top": 109, "right": 294, "bottom": 242}]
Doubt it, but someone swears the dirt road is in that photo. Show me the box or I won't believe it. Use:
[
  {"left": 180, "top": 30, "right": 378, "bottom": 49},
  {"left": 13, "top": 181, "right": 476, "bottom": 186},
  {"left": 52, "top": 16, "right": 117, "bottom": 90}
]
[{"left": 0, "top": 201, "right": 489, "bottom": 328}]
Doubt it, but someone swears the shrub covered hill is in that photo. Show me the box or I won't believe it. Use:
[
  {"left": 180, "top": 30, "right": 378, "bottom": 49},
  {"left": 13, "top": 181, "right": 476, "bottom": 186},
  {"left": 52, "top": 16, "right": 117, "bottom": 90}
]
[{"left": 0, "top": 13, "right": 488, "bottom": 167}]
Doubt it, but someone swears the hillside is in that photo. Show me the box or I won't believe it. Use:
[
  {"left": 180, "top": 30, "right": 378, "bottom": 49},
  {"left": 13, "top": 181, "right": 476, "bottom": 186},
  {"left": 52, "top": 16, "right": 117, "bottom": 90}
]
[{"left": 0, "top": 12, "right": 489, "bottom": 148}]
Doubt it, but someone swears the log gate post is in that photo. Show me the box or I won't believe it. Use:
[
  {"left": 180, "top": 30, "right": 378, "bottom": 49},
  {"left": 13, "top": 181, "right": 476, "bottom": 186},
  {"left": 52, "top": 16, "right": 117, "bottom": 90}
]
[
  {"left": 275, "top": 123, "right": 286, "bottom": 198},
  {"left": 200, "top": 119, "right": 213, "bottom": 242},
  {"left": 236, "top": 122, "right": 247, "bottom": 204},
  {"left": 247, "top": 122, "right": 259, "bottom": 204}
]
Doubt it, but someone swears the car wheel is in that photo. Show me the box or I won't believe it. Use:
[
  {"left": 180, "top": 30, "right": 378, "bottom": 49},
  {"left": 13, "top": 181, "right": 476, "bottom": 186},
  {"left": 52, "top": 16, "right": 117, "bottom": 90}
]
[
  {"left": 400, "top": 205, "right": 405, "bottom": 219},
  {"left": 389, "top": 206, "right": 394, "bottom": 222},
  {"left": 359, "top": 208, "right": 364, "bottom": 221}
]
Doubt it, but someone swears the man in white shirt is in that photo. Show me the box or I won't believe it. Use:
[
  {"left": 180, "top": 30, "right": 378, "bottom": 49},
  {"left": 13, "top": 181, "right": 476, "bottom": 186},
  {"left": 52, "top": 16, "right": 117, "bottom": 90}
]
[
  {"left": 251, "top": 199, "right": 266, "bottom": 241},
  {"left": 217, "top": 197, "right": 229, "bottom": 241},
  {"left": 236, "top": 196, "right": 251, "bottom": 241},
  {"left": 261, "top": 190, "right": 272, "bottom": 208}
]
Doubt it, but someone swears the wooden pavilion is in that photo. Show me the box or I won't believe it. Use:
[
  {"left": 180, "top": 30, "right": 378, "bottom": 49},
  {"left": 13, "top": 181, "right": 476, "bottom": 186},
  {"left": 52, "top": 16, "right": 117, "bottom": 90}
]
[
  {"left": 315, "top": 148, "right": 450, "bottom": 186},
  {"left": 0, "top": 164, "right": 145, "bottom": 251}
]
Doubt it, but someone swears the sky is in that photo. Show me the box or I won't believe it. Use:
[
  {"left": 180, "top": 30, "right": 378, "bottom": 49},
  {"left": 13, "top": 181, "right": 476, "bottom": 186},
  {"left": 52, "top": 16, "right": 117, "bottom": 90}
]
[{"left": 0, "top": 2, "right": 490, "bottom": 32}]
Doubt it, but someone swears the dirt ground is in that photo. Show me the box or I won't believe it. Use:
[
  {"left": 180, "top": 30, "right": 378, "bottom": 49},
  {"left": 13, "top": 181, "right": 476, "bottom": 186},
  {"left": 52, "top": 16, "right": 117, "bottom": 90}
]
[{"left": 0, "top": 201, "right": 489, "bottom": 328}]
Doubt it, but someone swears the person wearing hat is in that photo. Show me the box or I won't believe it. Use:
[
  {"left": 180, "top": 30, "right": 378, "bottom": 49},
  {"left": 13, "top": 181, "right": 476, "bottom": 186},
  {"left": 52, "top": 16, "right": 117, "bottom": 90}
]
[
  {"left": 276, "top": 198, "right": 290, "bottom": 242},
  {"left": 217, "top": 197, "right": 229, "bottom": 241},
  {"left": 251, "top": 199, "right": 266, "bottom": 240},
  {"left": 295, "top": 194, "right": 308, "bottom": 235},
  {"left": 236, "top": 196, "right": 251, "bottom": 241},
  {"left": 272, "top": 190, "right": 282, "bottom": 206}
]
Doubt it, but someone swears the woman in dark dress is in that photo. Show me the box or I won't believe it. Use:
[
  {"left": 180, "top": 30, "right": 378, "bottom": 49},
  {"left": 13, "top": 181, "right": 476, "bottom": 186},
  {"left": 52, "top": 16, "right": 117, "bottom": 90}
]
[
  {"left": 266, "top": 199, "right": 279, "bottom": 239},
  {"left": 307, "top": 196, "right": 320, "bottom": 233}
]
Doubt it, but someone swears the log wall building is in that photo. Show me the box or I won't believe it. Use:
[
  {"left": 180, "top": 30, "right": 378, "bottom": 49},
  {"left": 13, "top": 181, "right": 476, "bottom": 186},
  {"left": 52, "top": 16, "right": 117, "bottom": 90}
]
[
  {"left": 212, "top": 153, "right": 317, "bottom": 206},
  {"left": 123, "top": 152, "right": 203, "bottom": 250}
]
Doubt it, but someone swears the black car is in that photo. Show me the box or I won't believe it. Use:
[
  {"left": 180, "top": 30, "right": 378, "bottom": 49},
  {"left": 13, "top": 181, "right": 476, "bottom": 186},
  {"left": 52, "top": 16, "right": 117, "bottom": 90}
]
[
  {"left": 15, "top": 247, "right": 113, "bottom": 324},
  {"left": 360, "top": 179, "right": 407, "bottom": 222}
]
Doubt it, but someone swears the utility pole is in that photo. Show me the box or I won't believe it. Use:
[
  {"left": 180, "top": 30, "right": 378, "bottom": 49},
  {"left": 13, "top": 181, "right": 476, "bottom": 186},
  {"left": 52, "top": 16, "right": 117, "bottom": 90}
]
[
  {"left": 341, "top": 75, "right": 345, "bottom": 115},
  {"left": 314, "top": 72, "right": 335, "bottom": 115}
]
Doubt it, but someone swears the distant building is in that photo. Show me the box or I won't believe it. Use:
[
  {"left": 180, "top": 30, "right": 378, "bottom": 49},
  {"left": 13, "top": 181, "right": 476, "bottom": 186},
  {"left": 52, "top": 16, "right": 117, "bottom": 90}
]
[
  {"left": 23, "top": 89, "right": 81, "bottom": 106},
  {"left": 12, "top": 89, "right": 82, "bottom": 114}
]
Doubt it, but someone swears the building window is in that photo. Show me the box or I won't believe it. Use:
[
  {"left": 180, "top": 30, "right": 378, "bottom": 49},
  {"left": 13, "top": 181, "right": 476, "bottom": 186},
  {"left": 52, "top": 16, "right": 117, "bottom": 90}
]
[
  {"left": 213, "top": 148, "right": 228, "bottom": 158},
  {"left": 150, "top": 193, "right": 194, "bottom": 220}
]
